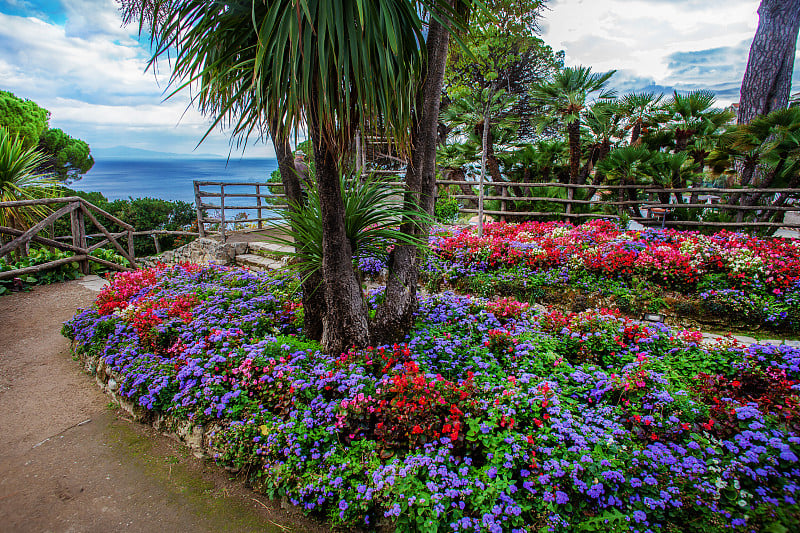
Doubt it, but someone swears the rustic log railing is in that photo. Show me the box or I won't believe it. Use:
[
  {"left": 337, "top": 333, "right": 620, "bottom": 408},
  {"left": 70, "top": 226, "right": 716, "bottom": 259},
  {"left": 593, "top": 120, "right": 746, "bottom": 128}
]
[
  {"left": 0, "top": 197, "right": 137, "bottom": 281},
  {"left": 442, "top": 181, "right": 800, "bottom": 230},
  {"left": 193, "top": 176, "right": 800, "bottom": 240},
  {"left": 193, "top": 181, "right": 288, "bottom": 241}
]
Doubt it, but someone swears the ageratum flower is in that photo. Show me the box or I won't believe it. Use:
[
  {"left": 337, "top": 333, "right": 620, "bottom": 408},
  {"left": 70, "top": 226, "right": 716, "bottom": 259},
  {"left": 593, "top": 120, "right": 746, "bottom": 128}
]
[{"left": 63, "top": 262, "right": 800, "bottom": 533}]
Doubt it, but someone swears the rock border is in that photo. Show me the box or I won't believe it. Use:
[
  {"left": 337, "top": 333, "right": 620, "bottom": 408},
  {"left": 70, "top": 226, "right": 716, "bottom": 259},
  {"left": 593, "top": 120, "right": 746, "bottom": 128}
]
[{"left": 75, "top": 343, "right": 222, "bottom": 460}]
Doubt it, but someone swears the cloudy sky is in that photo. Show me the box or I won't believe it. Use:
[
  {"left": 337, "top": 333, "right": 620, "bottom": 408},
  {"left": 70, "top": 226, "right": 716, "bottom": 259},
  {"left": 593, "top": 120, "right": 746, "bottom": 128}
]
[{"left": 0, "top": 0, "right": 797, "bottom": 158}]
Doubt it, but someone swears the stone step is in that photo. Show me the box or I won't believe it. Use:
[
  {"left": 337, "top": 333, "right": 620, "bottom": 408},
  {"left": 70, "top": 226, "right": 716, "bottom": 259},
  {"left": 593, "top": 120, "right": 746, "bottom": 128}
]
[
  {"left": 235, "top": 253, "right": 284, "bottom": 271},
  {"left": 248, "top": 241, "right": 293, "bottom": 259}
]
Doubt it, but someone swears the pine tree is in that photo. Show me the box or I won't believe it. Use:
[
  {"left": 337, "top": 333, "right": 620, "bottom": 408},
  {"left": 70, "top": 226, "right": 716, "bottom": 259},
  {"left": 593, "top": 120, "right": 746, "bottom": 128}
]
[{"left": 737, "top": 0, "right": 800, "bottom": 125}]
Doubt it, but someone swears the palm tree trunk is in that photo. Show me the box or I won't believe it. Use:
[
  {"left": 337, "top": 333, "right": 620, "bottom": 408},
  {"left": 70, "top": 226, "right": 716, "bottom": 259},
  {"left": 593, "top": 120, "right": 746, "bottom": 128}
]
[
  {"left": 371, "top": 9, "right": 452, "bottom": 346},
  {"left": 630, "top": 122, "right": 642, "bottom": 145},
  {"left": 309, "top": 113, "right": 369, "bottom": 354},
  {"left": 583, "top": 140, "right": 611, "bottom": 203},
  {"left": 567, "top": 120, "right": 581, "bottom": 184},
  {"left": 271, "top": 121, "right": 325, "bottom": 341}
]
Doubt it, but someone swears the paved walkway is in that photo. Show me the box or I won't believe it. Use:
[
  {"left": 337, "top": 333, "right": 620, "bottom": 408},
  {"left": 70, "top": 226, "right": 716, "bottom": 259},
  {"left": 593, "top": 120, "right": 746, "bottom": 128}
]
[{"left": 0, "top": 277, "right": 326, "bottom": 533}]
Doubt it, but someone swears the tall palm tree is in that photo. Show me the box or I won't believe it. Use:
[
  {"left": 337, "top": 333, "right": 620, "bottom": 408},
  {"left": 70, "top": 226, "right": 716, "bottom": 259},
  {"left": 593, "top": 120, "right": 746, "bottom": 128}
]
[
  {"left": 530, "top": 65, "right": 616, "bottom": 185},
  {"left": 440, "top": 88, "right": 518, "bottom": 184},
  {"left": 582, "top": 100, "right": 624, "bottom": 185},
  {"left": 135, "top": 0, "right": 434, "bottom": 354}
]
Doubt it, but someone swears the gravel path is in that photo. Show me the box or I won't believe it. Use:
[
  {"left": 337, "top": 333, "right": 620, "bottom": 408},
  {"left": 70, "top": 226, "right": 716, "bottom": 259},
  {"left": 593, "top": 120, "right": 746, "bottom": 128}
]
[{"left": 0, "top": 277, "right": 327, "bottom": 533}]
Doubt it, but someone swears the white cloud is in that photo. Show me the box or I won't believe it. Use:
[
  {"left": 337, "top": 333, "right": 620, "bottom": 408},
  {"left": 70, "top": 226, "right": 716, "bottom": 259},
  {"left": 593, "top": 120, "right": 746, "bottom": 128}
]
[
  {"left": 542, "top": 0, "right": 763, "bottom": 104},
  {"left": 0, "top": 4, "right": 269, "bottom": 156},
  {"left": 62, "top": 0, "right": 129, "bottom": 39},
  {"left": 0, "top": 11, "right": 164, "bottom": 103}
]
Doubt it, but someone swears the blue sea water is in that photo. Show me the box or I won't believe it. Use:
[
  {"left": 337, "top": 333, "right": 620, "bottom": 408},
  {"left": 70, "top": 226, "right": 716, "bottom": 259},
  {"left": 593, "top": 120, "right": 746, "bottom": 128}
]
[{"left": 71, "top": 158, "right": 279, "bottom": 204}]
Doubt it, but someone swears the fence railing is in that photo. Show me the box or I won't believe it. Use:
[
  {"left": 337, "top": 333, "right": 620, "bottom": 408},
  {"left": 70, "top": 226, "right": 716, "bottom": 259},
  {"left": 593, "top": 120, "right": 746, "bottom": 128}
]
[
  {"left": 0, "top": 197, "right": 138, "bottom": 281},
  {"left": 442, "top": 181, "right": 800, "bottom": 230},
  {"left": 193, "top": 181, "right": 288, "bottom": 240},
  {"left": 193, "top": 177, "right": 800, "bottom": 239}
]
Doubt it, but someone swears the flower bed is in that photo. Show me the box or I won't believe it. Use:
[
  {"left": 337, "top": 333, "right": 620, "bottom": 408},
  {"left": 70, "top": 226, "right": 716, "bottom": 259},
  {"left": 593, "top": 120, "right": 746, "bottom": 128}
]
[
  {"left": 64, "top": 264, "right": 800, "bottom": 532},
  {"left": 421, "top": 221, "right": 800, "bottom": 333}
]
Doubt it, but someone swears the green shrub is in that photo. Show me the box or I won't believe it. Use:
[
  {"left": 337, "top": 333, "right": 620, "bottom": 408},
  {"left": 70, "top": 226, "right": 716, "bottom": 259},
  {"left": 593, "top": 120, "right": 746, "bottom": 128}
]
[
  {"left": 434, "top": 186, "right": 460, "bottom": 223},
  {"left": 52, "top": 187, "right": 195, "bottom": 256},
  {"left": 0, "top": 246, "right": 129, "bottom": 294}
]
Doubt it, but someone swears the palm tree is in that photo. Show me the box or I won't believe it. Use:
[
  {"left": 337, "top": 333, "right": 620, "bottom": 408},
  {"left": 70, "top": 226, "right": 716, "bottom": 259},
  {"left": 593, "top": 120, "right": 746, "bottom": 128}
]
[
  {"left": 710, "top": 107, "right": 800, "bottom": 221},
  {"left": 617, "top": 92, "right": 663, "bottom": 145},
  {"left": 647, "top": 151, "right": 699, "bottom": 206},
  {"left": 136, "top": 0, "right": 436, "bottom": 353},
  {"left": 0, "top": 126, "right": 57, "bottom": 232},
  {"left": 658, "top": 90, "right": 733, "bottom": 153},
  {"left": 582, "top": 100, "right": 625, "bottom": 185},
  {"left": 440, "top": 88, "right": 519, "bottom": 229},
  {"left": 440, "top": 88, "right": 519, "bottom": 185},
  {"left": 596, "top": 145, "right": 655, "bottom": 218},
  {"left": 530, "top": 65, "right": 616, "bottom": 185}
]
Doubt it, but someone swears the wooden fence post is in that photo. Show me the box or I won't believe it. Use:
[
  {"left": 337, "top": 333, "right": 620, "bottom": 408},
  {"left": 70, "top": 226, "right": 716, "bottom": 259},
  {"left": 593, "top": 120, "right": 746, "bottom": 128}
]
[
  {"left": 127, "top": 230, "right": 135, "bottom": 266},
  {"left": 220, "top": 183, "right": 226, "bottom": 242},
  {"left": 565, "top": 186, "right": 574, "bottom": 223},
  {"left": 256, "top": 184, "right": 263, "bottom": 229},
  {"left": 193, "top": 181, "right": 206, "bottom": 238},
  {"left": 500, "top": 185, "right": 508, "bottom": 223},
  {"left": 71, "top": 206, "right": 89, "bottom": 274}
]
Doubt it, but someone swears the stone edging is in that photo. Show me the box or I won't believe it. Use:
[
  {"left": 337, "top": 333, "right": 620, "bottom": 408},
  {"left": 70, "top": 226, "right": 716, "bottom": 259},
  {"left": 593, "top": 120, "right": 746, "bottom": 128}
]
[{"left": 75, "top": 342, "right": 222, "bottom": 460}]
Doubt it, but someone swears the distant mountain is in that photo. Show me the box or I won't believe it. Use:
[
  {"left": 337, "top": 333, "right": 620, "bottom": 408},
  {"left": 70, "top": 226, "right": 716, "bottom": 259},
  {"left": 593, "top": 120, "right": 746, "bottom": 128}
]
[{"left": 92, "top": 146, "right": 229, "bottom": 160}]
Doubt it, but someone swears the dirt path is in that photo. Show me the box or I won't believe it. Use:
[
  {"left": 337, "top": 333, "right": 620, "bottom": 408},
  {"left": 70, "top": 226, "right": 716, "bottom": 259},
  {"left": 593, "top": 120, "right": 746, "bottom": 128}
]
[{"left": 0, "top": 278, "right": 327, "bottom": 533}]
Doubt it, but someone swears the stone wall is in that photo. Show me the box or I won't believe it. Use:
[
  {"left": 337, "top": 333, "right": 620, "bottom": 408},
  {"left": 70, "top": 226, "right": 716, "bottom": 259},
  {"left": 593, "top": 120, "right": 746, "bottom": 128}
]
[
  {"left": 140, "top": 238, "right": 249, "bottom": 268},
  {"left": 77, "top": 343, "right": 222, "bottom": 460}
]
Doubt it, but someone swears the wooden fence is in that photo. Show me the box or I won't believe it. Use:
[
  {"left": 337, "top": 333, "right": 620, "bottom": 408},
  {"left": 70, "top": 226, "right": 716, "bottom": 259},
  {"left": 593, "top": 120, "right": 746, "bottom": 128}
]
[
  {"left": 194, "top": 177, "right": 800, "bottom": 237},
  {"left": 193, "top": 181, "right": 288, "bottom": 240},
  {"left": 442, "top": 181, "right": 800, "bottom": 230},
  {"left": 0, "top": 197, "right": 138, "bottom": 281}
]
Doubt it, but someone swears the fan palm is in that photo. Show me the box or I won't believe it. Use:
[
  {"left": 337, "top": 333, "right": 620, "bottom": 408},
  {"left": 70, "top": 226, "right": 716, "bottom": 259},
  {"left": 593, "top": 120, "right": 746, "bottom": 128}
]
[
  {"left": 582, "top": 100, "right": 625, "bottom": 184},
  {"left": 709, "top": 107, "right": 800, "bottom": 221},
  {"left": 658, "top": 90, "right": 733, "bottom": 153},
  {"left": 530, "top": 65, "right": 616, "bottom": 184},
  {"left": 0, "top": 126, "right": 57, "bottom": 232},
  {"left": 617, "top": 92, "right": 663, "bottom": 145},
  {"left": 596, "top": 145, "right": 656, "bottom": 217},
  {"left": 441, "top": 88, "right": 518, "bottom": 183}
]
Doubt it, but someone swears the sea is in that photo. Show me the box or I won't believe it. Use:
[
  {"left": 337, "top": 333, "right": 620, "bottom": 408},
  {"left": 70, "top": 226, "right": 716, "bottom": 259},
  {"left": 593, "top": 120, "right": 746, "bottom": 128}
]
[
  {"left": 69, "top": 158, "right": 283, "bottom": 227},
  {"left": 71, "top": 158, "right": 280, "bottom": 204}
]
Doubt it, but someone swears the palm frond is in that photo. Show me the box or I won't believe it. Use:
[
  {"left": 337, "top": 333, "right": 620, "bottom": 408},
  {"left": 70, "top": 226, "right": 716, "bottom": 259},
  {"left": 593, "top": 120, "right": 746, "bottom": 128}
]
[
  {"left": 0, "top": 126, "right": 58, "bottom": 230},
  {"left": 267, "top": 173, "right": 431, "bottom": 277}
]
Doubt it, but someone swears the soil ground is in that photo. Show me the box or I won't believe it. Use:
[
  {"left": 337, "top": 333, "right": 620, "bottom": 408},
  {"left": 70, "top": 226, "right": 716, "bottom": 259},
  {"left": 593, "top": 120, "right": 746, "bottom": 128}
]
[{"left": 0, "top": 278, "right": 328, "bottom": 533}]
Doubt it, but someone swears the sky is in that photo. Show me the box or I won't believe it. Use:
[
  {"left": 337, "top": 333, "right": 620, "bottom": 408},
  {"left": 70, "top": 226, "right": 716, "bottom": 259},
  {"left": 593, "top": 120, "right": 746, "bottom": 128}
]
[{"left": 0, "top": 0, "right": 797, "bottom": 158}]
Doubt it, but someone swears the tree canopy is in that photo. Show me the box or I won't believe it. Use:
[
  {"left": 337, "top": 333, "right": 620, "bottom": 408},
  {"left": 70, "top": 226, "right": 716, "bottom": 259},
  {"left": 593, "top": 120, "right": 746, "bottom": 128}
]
[
  {"left": 37, "top": 128, "right": 95, "bottom": 181},
  {"left": 0, "top": 90, "right": 50, "bottom": 150},
  {"left": 0, "top": 90, "right": 93, "bottom": 181}
]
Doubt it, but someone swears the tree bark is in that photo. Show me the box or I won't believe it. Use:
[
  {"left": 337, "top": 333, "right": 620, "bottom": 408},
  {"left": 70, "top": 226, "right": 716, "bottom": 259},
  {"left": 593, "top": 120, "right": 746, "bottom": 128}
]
[
  {"left": 270, "top": 121, "right": 326, "bottom": 341},
  {"left": 736, "top": 1, "right": 800, "bottom": 196},
  {"left": 371, "top": 11, "right": 451, "bottom": 346},
  {"left": 309, "top": 114, "right": 369, "bottom": 354},
  {"left": 567, "top": 120, "right": 581, "bottom": 184},
  {"left": 738, "top": 0, "right": 800, "bottom": 125},
  {"left": 630, "top": 122, "right": 642, "bottom": 145}
]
